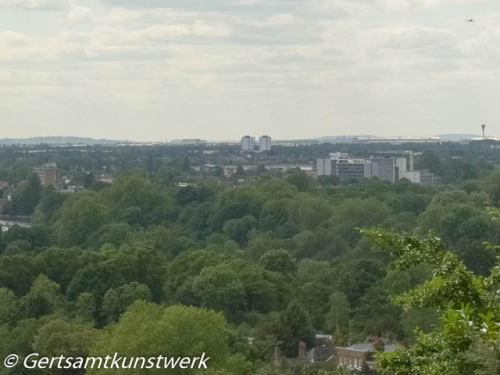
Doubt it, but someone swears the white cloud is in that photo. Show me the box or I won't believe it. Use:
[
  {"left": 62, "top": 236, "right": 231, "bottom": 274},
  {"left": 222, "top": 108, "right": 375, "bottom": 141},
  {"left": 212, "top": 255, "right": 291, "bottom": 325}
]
[
  {"left": 0, "top": 0, "right": 498, "bottom": 140},
  {"left": 0, "top": 0, "right": 71, "bottom": 10}
]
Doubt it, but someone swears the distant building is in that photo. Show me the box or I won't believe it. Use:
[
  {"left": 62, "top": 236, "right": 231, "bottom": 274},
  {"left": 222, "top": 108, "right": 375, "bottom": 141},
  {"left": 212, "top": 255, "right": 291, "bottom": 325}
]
[
  {"left": 202, "top": 150, "right": 219, "bottom": 155},
  {"left": 330, "top": 152, "right": 349, "bottom": 160},
  {"left": 353, "top": 136, "right": 441, "bottom": 145},
  {"left": 170, "top": 139, "right": 207, "bottom": 145},
  {"left": 395, "top": 152, "right": 440, "bottom": 185},
  {"left": 400, "top": 170, "right": 421, "bottom": 184},
  {"left": 395, "top": 157, "right": 407, "bottom": 174},
  {"left": 317, "top": 155, "right": 405, "bottom": 183},
  {"left": 337, "top": 159, "right": 369, "bottom": 181},
  {"left": 419, "top": 170, "right": 441, "bottom": 186},
  {"left": 96, "top": 174, "right": 114, "bottom": 184},
  {"left": 336, "top": 337, "right": 400, "bottom": 371},
  {"left": 241, "top": 136, "right": 255, "bottom": 151},
  {"left": 317, "top": 159, "right": 337, "bottom": 176},
  {"left": 367, "top": 157, "right": 397, "bottom": 183},
  {"left": 34, "top": 163, "right": 59, "bottom": 187},
  {"left": 259, "top": 136, "right": 272, "bottom": 152}
]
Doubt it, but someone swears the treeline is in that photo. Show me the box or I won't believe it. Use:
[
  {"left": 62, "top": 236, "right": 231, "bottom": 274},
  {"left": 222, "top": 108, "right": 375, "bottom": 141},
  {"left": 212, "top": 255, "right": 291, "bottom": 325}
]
[{"left": 1, "top": 167, "right": 500, "bottom": 374}]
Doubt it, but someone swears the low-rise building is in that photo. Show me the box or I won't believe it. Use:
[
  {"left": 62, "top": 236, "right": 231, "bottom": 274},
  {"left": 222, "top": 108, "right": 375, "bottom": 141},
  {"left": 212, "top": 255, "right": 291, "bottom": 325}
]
[
  {"left": 170, "top": 139, "right": 207, "bottom": 145},
  {"left": 419, "top": 170, "right": 441, "bottom": 186},
  {"left": 96, "top": 174, "right": 114, "bottom": 184},
  {"left": 336, "top": 339, "right": 399, "bottom": 371}
]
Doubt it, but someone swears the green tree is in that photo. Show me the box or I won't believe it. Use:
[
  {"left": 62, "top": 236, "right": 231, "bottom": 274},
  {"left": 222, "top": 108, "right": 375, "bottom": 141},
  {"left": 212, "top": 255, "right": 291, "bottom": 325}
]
[
  {"left": 361, "top": 228, "right": 500, "bottom": 374},
  {"left": 3, "top": 173, "right": 42, "bottom": 215},
  {"left": 326, "top": 292, "right": 351, "bottom": 333},
  {"left": 76, "top": 292, "right": 96, "bottom": 322},
  {"left": 22, "top": 274, "right": 64, "bottom": 318},
  {"left": 88, "top": 302, "right": 233, "bottom": 375},
  {"left": 55, "top": 192, "right": 108, "bottom": 247},
  {"left": 223, "top": 215, "right": 258, "bottom": 247},
  {"left": 193, "top": 263, "right": 246, "bottom": 320},
  {"left": 0, "top": 288, "right": 18, "bottom": 325},
  {"left": 33, "top": 316, "right": 100, "bottom": 375},
  {"left": 259, "top": 249, "right": 297, "bottom": 277}
]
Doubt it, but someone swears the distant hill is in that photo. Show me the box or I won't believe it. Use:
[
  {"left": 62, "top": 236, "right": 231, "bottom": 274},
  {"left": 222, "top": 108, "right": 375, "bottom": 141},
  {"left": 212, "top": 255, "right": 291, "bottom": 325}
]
[
  {"left": 313, "top": 135, "right": 361, "bottom": 143},
  {"left": 313, "top": 134, "right": 487, "bottom": 143},
  {"left": 0, "top": 137, "right": 125, "bottom": 145}
]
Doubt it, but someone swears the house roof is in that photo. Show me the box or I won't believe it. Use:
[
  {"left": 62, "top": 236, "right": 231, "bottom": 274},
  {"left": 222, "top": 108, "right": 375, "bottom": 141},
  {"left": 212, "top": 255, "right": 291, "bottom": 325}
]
[
  {"left": 343, "top": 343, "right": 399, "bottom": 353},
  {"left": 306, "top": 347, "right": 334, "bottom": 362}
]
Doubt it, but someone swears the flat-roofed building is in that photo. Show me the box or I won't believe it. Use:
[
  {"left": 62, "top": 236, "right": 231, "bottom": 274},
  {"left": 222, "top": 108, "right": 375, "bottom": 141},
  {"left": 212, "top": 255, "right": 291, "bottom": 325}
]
[
  {"left": 400, "top": 171, "right": 421, "bottom": 183},
  {"left": 317, "top": 159, "right": 337, "bottom": 176},
  {"left": 367, "top": 157, "right": 397, "bottom": 183},
  {"left": 259, "top": 136, "right": 272, "bottom": 152},
  {"left": 34, "top": 163, "right": 59, "bottom": 187},
  {"left": 420, "top": 170, "right": 441, "bottom": 186},
  {"left": 241, "top": 136, "right": 255, "bottom": 151},
  {"left": 337, "top": 159, "right": 368, "bottom": 181}
]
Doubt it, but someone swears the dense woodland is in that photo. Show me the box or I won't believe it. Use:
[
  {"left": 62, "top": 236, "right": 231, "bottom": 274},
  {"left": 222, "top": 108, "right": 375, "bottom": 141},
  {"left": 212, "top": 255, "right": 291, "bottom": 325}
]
[{"left": 1, "top": 141, "right": 500, "bottom": 374}]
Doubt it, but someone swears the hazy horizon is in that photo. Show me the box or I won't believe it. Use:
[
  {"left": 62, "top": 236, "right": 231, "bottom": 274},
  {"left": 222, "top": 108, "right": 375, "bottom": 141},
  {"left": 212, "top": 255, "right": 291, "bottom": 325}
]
[{"left": 1, "top": 0, "right": 499, "bottom": 141}]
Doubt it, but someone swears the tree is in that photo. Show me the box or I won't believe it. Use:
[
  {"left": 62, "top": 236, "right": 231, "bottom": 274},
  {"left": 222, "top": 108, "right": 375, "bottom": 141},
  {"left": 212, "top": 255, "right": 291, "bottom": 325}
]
[
  {"left": 182, "top": 157, "right": 191, "bottom": 172},
  {"left": 22, "top": 274, "right": 64, "bottom": 318},
  {"left": 259, "top": 249, "right": 297, "bottom": 278},
  {"left": 326, "top": 292, "right": 351, "bottom": 333},
  {"left": 76, "top": 292, "right": 96, "bottom": 322},
  {"left": 279, "top": 300, "right": 316, "bottom": 357},
  {"left": 3, "top": 173, "right": 42, "bottom": 215},
  {"left": 55, "top": 192, "right": 108, "bottom": 247},
  {"left": 88, "top": 302, "right": 233, "bottom": 375},
  {"left": 285, "top": 169, "right": 312, "bottom": 192},
  {"left": 0, "top": 288, "right": 18, "bottom": 325},
  {"left": 361, "top": 228, "right": 500, "bottom": 374},
  {"left": 102, "top": 282, "right": 152, "bottom": 323},
  {"left": 193, "top": 263, "right": 246, "bottom": 320},
  {"left": 33, "top": 316, "right": 100, "bottom": 375},
  {"left": 223, "top": 215, "right": 258, "bottom": 247}
]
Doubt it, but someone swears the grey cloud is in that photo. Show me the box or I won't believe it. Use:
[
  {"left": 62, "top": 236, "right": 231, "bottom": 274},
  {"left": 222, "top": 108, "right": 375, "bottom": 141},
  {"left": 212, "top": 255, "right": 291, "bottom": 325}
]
[{"left": 0, "top": 0, "right": 71, "bottom": 10}]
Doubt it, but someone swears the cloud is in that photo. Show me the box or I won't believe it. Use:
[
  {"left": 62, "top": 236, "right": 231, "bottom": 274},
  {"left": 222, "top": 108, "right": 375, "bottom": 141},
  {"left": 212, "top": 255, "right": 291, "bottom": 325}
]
[
  {"left": 0, "top": 0, "right": 72, "bottom": 10},
  {"left": 367, "top": 25, "right": 458, "bottom": 50},
  {"left": 0, "top": 0, "right": 499, "bottom": 140}
]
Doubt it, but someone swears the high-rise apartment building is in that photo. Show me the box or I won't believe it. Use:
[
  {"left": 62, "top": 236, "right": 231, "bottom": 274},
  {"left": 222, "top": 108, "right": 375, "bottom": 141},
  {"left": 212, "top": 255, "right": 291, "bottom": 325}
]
[
  {"left": 259, "top": 136, "right": 272, "bottom": 152},
  {"left": 241, "top": 136, "right": 255, "bottom": 151}
]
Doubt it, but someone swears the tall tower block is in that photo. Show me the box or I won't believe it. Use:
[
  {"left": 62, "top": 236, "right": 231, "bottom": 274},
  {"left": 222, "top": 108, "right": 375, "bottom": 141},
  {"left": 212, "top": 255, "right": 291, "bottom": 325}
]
[{"left": 482, "top": 124, "right": 486, "bottom": 139}]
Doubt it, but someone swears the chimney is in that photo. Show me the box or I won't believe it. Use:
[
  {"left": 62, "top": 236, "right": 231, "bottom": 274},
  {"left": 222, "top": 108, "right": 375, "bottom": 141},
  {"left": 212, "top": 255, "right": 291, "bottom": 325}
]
[
  {"left": 298, "top": 341, "right": 307, "bottom": 359},
  {"left": 373, "top": 338, "right": 385, "bottom": 353},
  {"left": 274, "top": 346, "right": 281, "bottom": 368},
  {"left": 482, "top": 124, "right": 486, "bottom": 139}
]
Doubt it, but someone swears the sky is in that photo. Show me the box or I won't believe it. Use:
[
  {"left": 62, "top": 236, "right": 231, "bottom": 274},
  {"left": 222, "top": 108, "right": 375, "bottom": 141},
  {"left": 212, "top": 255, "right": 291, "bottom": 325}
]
[{"left": 0, "top": 0, "right": 499, "bottom": 141}]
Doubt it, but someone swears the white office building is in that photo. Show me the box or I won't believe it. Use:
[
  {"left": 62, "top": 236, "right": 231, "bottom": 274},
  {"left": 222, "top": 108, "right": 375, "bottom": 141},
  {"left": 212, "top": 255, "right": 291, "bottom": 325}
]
[
  {"left": 317, "top": 159, "right": 337, "bottom": 176},
  {"left": 259, "top": 136, "right": 272, "bottom": 152}
]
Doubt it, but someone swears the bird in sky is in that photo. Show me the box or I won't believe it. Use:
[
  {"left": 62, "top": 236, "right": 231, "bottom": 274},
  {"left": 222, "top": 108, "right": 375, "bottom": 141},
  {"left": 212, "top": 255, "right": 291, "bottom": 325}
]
[{"left": 468, "top": 19, "right": 474, "bottom": 22}]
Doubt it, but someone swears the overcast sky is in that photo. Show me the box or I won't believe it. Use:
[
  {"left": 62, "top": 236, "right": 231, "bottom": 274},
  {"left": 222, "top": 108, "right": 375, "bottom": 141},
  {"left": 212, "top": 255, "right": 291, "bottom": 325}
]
[{"left": 0, "top": 0, "right": 498, "bottom": 141}]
